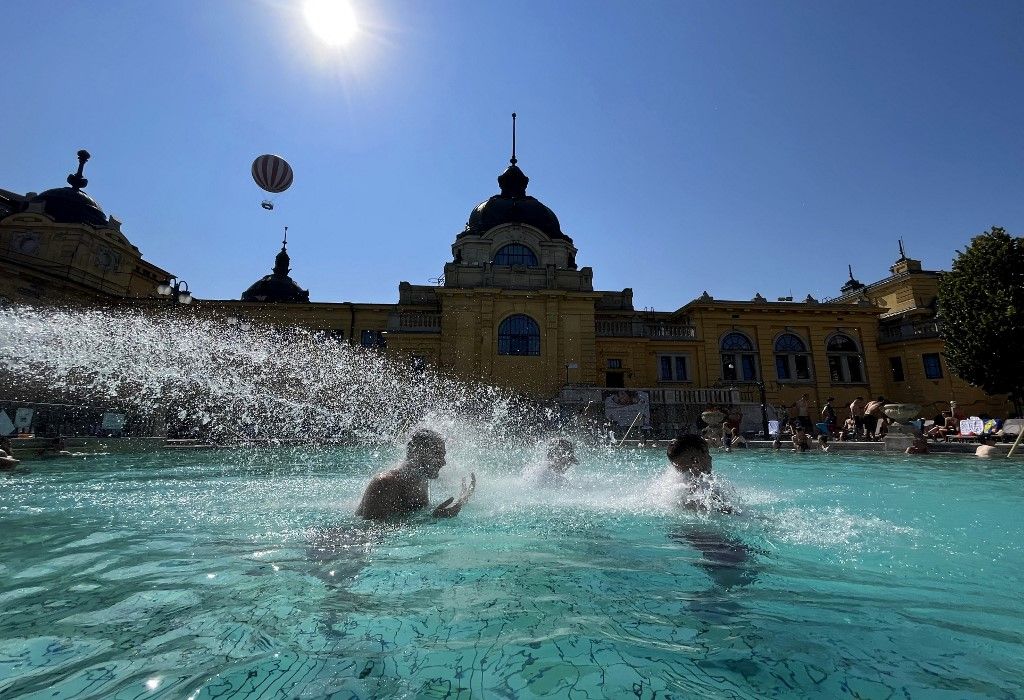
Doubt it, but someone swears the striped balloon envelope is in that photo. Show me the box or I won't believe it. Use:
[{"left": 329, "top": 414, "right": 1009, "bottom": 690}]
[{"left": 251, "top": 154, "right": 294, "bottom": 194}]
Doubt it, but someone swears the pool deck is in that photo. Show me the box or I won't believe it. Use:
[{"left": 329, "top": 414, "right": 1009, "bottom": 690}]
[
  {"left": 3, "top": 436, "right": 1021, "bottom": 460},
  {"left": 619, "top": 438, "right": 1021, "bottom": 457}
]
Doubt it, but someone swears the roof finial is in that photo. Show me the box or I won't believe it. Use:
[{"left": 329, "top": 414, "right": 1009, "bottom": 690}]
[
  {"left": 283, "top": 225, "right": 288, "bottom": 248},
  {"left": 898, "top": 238, "right": 906, "bottom": 259},
  {"left": 510, "top": 112, "right": 517, "bottom": 166},
  {"left": 848, "top": 264, "right": 854, "bottom": 280},
  {"left": 67, "top": 149, "right": 91, "bottom": 191}
]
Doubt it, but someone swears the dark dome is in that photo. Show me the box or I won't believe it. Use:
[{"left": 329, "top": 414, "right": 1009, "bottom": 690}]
[
  {"left": 241, "top": 241, "right": 309, "bottom": 303},
  {"left": 241, "top": 274, "right": 310, "bottom": 303},
  {"left": 30, "top": 187, "right": 108, "bottom": 227},
  {"left": 460, "top": 164, "right": 569, "bottom": 241}
]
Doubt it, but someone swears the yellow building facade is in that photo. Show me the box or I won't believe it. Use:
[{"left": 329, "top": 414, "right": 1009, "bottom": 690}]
[{"left": 1, "top": 150, "right": 1011, "bottom": 431}]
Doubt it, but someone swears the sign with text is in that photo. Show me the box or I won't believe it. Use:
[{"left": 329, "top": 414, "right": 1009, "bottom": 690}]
[{"left": 602, "top": 390, "right": 651, "bottom": 428}]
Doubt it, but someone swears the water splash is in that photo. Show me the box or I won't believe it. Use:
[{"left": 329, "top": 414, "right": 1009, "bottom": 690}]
[{"left": 0, "top": 305, "right": 558, "bottom": 449}]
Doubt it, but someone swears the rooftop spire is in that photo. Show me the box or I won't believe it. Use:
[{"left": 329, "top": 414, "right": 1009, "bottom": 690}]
[
  {"left": 898, "top": 238, "right": 906, "bottom": 260},
  {"left": 274, "top": 226, "right": 291, "bottom": 276},
  {"left": 510, "top": 112, "right": 517, "bottom": 165},
  {"left": 66, "top": 149, "right": 90, "bottom": 191}
]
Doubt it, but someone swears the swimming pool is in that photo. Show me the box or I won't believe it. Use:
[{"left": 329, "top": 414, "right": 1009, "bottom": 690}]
[{"left": 1, "top": 446, "right": 1021, "bottom": 698}]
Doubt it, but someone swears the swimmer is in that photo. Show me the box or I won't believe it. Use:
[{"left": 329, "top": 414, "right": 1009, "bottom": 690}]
[
  {"left": 817, "top": 434, "right": 830, "bottom": 452},
  {"left": 975, "top": 435, "right": 1000, "bottom": 459},
  {"left": 0, "top": 437, "right": 18, "bottom": 470},
  {"left": 791, "top": 426, "right": 810, "bottom": 452},
  {"left": 905, "top": 436, "right": 929, "bottom": 455},
  {"left": 666, "top": 434, "right": 733, "bottom": 514},
  {"left": 540, "top": 437, "right": 578, "bottom": 487},
  {"left": 37, "top": 437, "right": 72, "bottom": 459},
  {"left": 356, "top": 429, "right": 475, "bottom": 520}
]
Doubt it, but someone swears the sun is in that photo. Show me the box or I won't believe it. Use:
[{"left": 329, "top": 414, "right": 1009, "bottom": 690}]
[{"left": 303, "top": 0, "right": 358, "bottom": 46}]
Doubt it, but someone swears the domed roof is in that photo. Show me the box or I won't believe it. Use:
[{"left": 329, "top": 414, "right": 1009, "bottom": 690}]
[
  {"left": 460, "top": 164, "right": 569, "bottom": 242},
  {"left": 30, "top": 187, "right": 107, "bottom": 227},
  {"left": 241, "top": 237, "right": 310, "bottom": 303},
  {"left": 29, "top": 150, "right": 109, "bottom": 227}
]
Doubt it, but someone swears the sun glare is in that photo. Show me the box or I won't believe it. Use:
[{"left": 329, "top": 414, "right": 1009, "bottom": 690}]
[{"left": 303, "top": 0, "right": 358, "bottom": 46}]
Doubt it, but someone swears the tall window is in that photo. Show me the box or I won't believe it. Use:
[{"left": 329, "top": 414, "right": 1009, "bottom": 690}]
[
  {"left": 658, "top": 354, "right": 689, "bottom": 382},
  {"left": 498, "top": 314, "right": 540, "bottom": 356},
  {"left": 922, "top": 353, "right": 943, "bottom": 379},
  {"left": 826, "top": 333, "right": 865, "bottom": 383},
  {"left": 493, "top": 244, "right": 538, "bottom": 267},
  {"left": 774, "top": 333, "right": 812, "bottom": 381},
  {"left": 721, "top": 332, "right": 758, "bottom": 381}
]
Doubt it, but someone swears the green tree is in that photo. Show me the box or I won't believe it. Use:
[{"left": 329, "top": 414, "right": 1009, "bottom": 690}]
[{"left": 937, "top": 227, "right": 1024, "bottom": 415}]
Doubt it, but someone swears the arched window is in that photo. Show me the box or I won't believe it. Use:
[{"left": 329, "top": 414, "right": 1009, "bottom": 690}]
[
  {"left": 720, "top": 332, "right": 758, "bottom": 381},
  {"left": 774, "top": 333, "right": 812, "bottom": 381},
  {"left": 493, "top": 244, "right": 538, "bottom": 267},
  {"left": 498, "top": 314, "right": 541, "bottom": 356},
  {"left": 826, "top": 333, "right": 865, "bottom": 383}
]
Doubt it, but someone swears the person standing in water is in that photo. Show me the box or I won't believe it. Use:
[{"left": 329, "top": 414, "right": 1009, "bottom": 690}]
[
  {"left": 666, "top": 434, "right": 733, "bottom": 513},
  {"left": 356, "top": 429, "right": 475, "bottom": 520},
  {"left": 540, "top": 437, "right": 578, "bottom": 487}
]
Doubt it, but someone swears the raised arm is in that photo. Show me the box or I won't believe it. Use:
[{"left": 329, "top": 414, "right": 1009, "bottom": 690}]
[{"left": 432, "top": 473, "right": 476, "bottom": 518}]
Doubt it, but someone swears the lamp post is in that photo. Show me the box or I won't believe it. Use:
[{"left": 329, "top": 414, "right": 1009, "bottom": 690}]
[
  {"left": 755, "top": 379, "right": 770, "bottom": 438},
  {"left": 156, "top": 278, "right": 193, "bottom": 304}
]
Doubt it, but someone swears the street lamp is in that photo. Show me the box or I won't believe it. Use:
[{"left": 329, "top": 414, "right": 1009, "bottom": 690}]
[{"left": 156, "top": 278, "right": 193, "bottom": 304}]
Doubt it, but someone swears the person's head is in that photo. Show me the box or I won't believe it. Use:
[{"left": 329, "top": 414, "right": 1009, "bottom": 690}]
[
  {"left": 913, "top": 436, "right": 928, "bottom": 449},
  {"left": 667, "top": 433, "right": 712, "bottom": 476},
  {"left": 855, "top": 396, "right": 863, "bottom": 402},
  {"left": 826, "top": 397, "right": 834, "bottom": 404},
  {"left": 977, "top": 434, "right": 993, "bottom": 446},
  {"left": 546, "top": 437, "right": 578, "bottom": 474},
  {"left": 801, "top": 393, "right": 808, "bottom": 400},
  {"left": 772, "top": 437, "right": 781, "bottom": 450},
  {"left": 406, "top": 428, "right": 446, "bottom": 478},
  {"left": 877, "top": 396, "right": 885, "bottom": 403},
  {"left": 818, "top": 434, "right": 829, "bottom": 445}
]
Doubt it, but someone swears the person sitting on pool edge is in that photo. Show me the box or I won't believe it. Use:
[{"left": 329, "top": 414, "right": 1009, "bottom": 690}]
[
  {"left": 355, "top": 428, "right": 475, "bottom": 520},
  {"left": 540, "top": 437, "right": 578, "bottom": 487},
  {"left": 666, "top": 434, "right": 733, "bottom": 514}
]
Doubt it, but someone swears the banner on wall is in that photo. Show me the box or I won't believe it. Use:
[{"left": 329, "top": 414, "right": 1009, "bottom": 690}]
[
  {"left": 602, "top": 390, "right": 651, "bottom": 428},
  {"left": 14, "top": 408, "right": 34, "bottom": 429}
]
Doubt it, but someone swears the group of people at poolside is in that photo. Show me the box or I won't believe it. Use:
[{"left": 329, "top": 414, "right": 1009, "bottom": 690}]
[{"left": 355, "top": 429, "right": 731, "bottom": 521}]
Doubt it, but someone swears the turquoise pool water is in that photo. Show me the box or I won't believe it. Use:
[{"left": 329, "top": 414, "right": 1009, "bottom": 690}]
[{"left": 1, "top": 447, "right": 1021, "bottom": 699}]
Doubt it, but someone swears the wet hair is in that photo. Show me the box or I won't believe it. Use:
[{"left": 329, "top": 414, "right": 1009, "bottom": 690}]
[
  {"left": 546, "top": 437, "right": 577, "bottom": 463},
  {"left": 667, "top": 433, "right": 708, "bottom": 462},
  {"left": 407, "top": 428, "right": 444, "bottom": 455},
  {"left": 877, "top": 396, "right": 885, "bottom": 402}
]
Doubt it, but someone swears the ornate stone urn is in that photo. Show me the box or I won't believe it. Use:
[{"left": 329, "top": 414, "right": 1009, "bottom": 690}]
[
  {"left": 883, "top": 403, "right": 921, "bottom": 425},
  {"left": 701, "top": 410, "right": 725, "bottom": 427},
  {"left": 882, "top": 403, "right": 921, "bottom": 450}
]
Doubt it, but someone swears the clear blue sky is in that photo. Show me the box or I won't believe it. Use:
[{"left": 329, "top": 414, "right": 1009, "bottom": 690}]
[{"left": 3, "top": 1, "right": 1022, "bottom": 308}]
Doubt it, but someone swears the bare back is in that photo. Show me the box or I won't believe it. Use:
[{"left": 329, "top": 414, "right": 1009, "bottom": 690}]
[{"left": 355, "top": 468, "right": 429, "bottom": 520}]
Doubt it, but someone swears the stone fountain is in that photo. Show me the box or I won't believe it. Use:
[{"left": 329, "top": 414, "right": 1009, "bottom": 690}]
[{"left": 882, "top": 402, "right": 921, "bottom": 451}]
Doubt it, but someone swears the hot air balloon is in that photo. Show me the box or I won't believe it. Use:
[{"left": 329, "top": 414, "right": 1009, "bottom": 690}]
[{"left": 251, "top": 154, "right": 293, "bottom": 210}]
